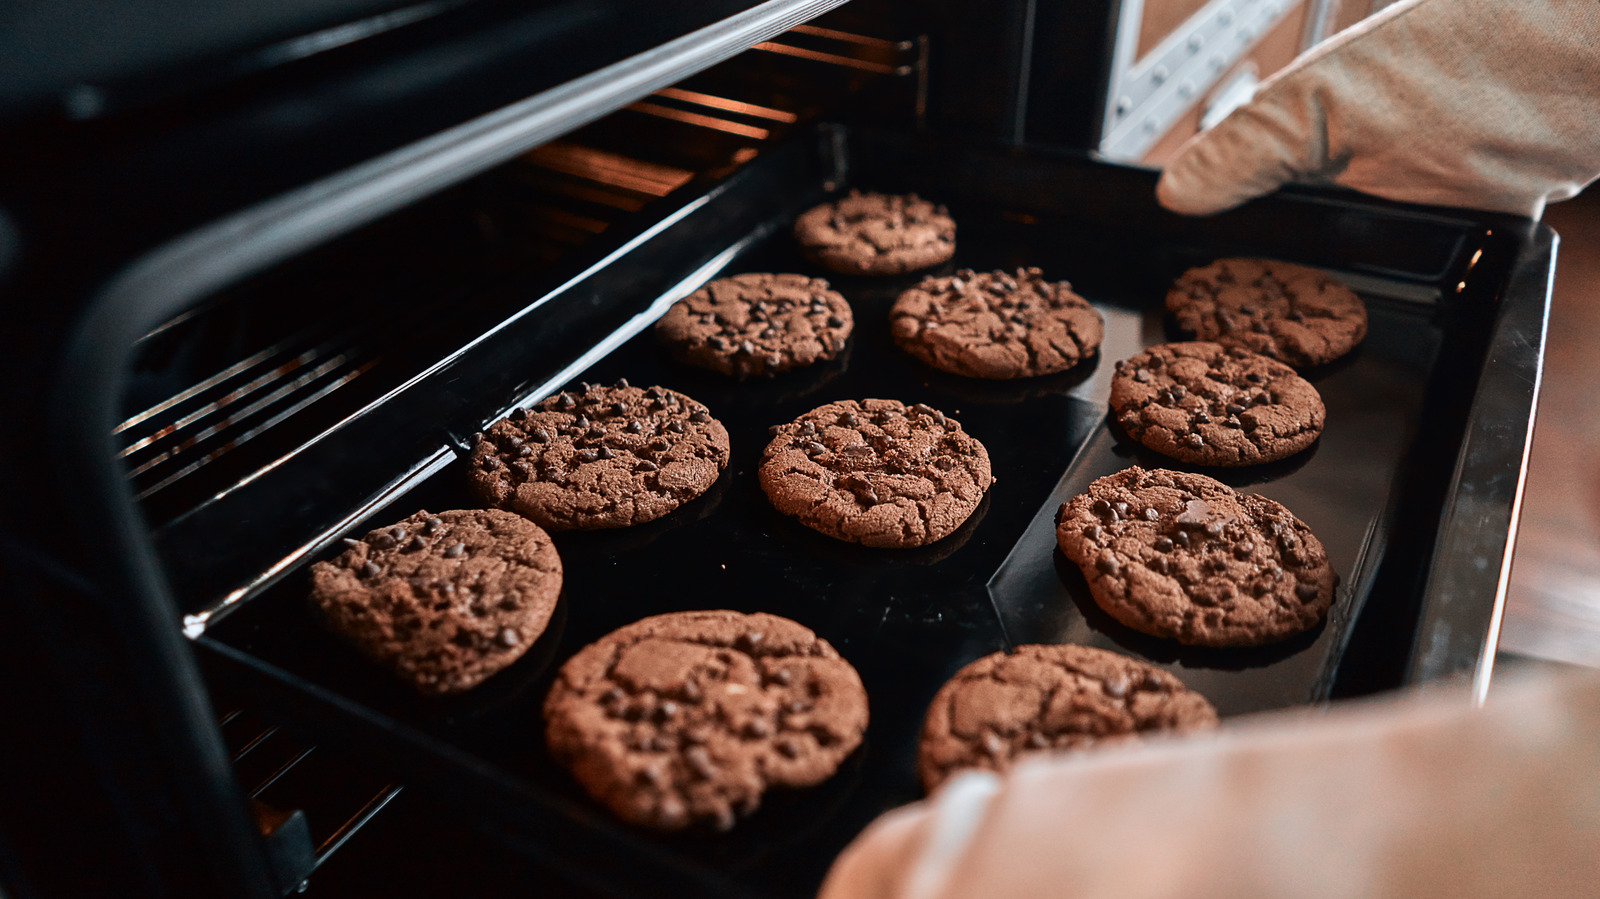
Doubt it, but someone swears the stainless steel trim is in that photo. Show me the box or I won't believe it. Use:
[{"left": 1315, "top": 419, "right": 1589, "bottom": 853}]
[
  {"left": 1100, "top": 0, "right": 1299, "bottom": 161},
  {"left": 1302, "top": 0, "right": 1338, "bottom": 48},
  {"left": 1406, "top": 227, "right": 1556, "bottom": 702}
]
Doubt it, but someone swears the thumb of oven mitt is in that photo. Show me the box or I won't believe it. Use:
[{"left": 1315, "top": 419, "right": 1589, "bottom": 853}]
[
  {"left": 1157, "top": 0, "right": 1600, "bottom": 219},
  {"left": 816, "top": 668, "right": 1600, "bottom": 899}
]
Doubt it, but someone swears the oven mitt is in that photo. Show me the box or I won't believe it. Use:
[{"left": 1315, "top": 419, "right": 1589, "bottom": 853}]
[
  {"left": 817, "top": 668, "right": 1600, "bottom": 899},
  {"left": 1156, "top": 0, "right": 1600, "bottom": 219}
]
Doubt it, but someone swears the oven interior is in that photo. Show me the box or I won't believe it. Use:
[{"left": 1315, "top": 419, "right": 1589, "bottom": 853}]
[{"left": 19, "top": 2, "right": 1547, "bottom": 896}]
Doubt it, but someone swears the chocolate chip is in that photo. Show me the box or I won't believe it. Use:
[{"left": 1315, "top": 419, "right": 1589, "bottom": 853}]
[
  {"left": 579, "top": 449, "right": 599, "bottom": 463},
  {"left": 530, "top": 429, "right": 549, "bottom": 443},
  {"left": 743, "top": 719, "right": 771, "bottom": 739},
  {"left": 1154, "top": 536, "right": 1174, "bottom": 552},
  {"left": 1295, "top": 582, "right": 1321, "bottom": 601},
  {"left": 424, "top": 517, "right": 443, "bottom": 535},
  {"left": 806, "top": 441, "right": 828, "bottom": 454},
  {"left": 1226, "top": 403, "right": 1245, "bottom": 417},
  {"left": 497, "top": 628, "right": 519, "bottom": 647},
  {"left": 1234, "top": 542, "right": 1254, "bottom": 559},
  {"left": 341, "top": 537, "right": 363, "bottom": 549},
  {"left": 1134, "top": 369, "right": 1153, "bottom": 383},
  {"left": 690, "top": 410, "right": 710, "bottom": 423},
  {"left": 1174, "top": 530, "right": 1192, "bottom": 547},
  {"left": 1114, "top": 502, "right": 1129, "bottom": 517},
  {"left": 557, "top": 394, "right": 575, "bottom": 409},
  {"left": 1193, "top": 411, "right": 1211, "bottom": 424},
  {"left": 654, "top": 701, "right": 678, "bottom": 722},
  {"left": 1143, "top": 507, "right": 1160, "bottom": 521},
  {"left": 667, "top": 421, "right": 686, "bottom": 434},
  {"left": 360, "top": 561, "right": 381, "bottom": 578},
  {"left": 1170, "top": 384, "right": 1187, "bottom": 399},
  {"left": 826, "top": 315, "right": 844, "bottom": 327},
  {"left": 1186, "top": 434, "right": 1205, "bottom": 448},
  {"left": 444, "top": 543, "right": 465, "bottom": 559},
  {"left": 615, "top": 378, "right": 629, "bottom": 389},
  {"left": 1224, "top": 415, "right": 1242, "bottom": 428},
  {"left": 839, "top": 412, "right": 857, "bottom": 426},
  {"left": 609, "top": 402, "right": 627, "bottom": 416},
  {"left": 404, "top": 535, "right": 427, "bottom": 552},
  {"left": 1091, "top": 499, "right": 1111, "bottom": 515},
  {"left": 1176, "top": 499, "right": 1213, "bottom": 528},
  {"left": 636, "top": 460, "right": 658, "bottom": 472},
  {"left": 1096, "top": 553, "right": 1120, "bottom": 575},
  {"left": 626, "top": 420, "right": 644, "bottom": 434},
  {"left": 685, "top": 746, "right": 717, "bottom": 780},
  {"left": 1082, "top": 524, "right": 1102, "bottom": 540},
  {"left": 370, "top": 534, "right": 396, "bottom": 550},
  {"left": 596, "top": 446, "right": 613, "bottom": 460},
  {"left": 1103, "top": 676, "right": 1130, "bottom": 698},
  {"left": 517, "top": 444, "right": 533, "bottom": 458}
]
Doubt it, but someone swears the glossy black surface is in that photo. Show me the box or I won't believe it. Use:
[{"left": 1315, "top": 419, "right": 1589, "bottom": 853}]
[
  {"left": 991, "top": 296, "right": 1441, "bottom": 716},
  {"left": 205, "top": 221, "right": 1105, "bottom": 897},
  {"left": 190, "top": 128, "right": 1543, "bottom": 897}
]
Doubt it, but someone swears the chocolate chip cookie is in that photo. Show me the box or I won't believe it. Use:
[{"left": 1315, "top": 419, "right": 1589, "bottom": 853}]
[
  {"left": 1056, "top": 468, "right": 1336, "bottom": 647},
  {"left": 654, "top": 273, "right": 853, "bottom": 378},
  {"left": 918, "top": 644, "right": 1217, "bottom": 791},
  {"left": 543, "top": 610, "right": 868, "bottom": 832},
  {"left": 759, "top": 399, "right": 993, "bottom": 548},
  {"left": 1110, "top": 342, "right": 1325, "bottom": 466},
  {"left": 890, "top": 267, "right": 1105, "bottom": 379},
  {"left": 1166, "top": 258, "right": 1367, "bottom": 366},
  {"left": 309, "top": 509, "right": 562, "bottom": 694},
  {"left": 470, "top": 382, "right": 731, "bottom": 531},
  {"left": 793, "top": 191, "right": 956, "bottom": 276}
]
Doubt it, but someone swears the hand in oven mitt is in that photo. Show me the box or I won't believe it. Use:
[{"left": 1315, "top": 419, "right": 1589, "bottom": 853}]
[
  {"left": 1157, "top": 0, "right": 1600, "bottom": 219},
  {"left": 818, "top": 668, "right": 1600, "bottom": 899}
]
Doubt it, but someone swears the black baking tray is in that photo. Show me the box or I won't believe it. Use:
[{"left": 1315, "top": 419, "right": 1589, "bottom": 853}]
[{"left": 191, "top": 125, "right": 1548, "bottom": 897}]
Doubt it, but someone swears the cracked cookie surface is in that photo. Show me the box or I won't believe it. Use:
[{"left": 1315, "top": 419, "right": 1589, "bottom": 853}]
[
  {"left": 654, "top": 273, "right": 853, "bottom": 378},
  {"left": 759, "top": 399, "right": 993, "bottom": 548},
  {"left": 1110, "top": 342, "right": 1324, "bottom": 466},
  {"left": 890, "top": 267, "right": 1104, "bottom": 379},
  {"left": 1166, "top": 258, "right": 1367, "bottom": 366},
  {"left": 793, "top": 191, "right": 956, "bottom": 276},
  {"left": 309, "top": 509, "right": 562, "bottom": 694},
  {"left": 543, "top": 610, "right": 868, "bottom": 832},
  {"left": 469, "top": 381, "right": 730, "bottom": 531},
  {"left": 918, "top": 644, "right": 1217, "bottom": 791},
  {"left": 1056, "top": 467, "right": 1336, "bottom": 647}
]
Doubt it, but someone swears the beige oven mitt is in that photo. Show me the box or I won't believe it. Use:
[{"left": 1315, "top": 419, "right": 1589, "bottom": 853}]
[
  {"left": 818, "top": 668, "right": 1600, "bottom": 899},
  {"left": 1156, "top": 0, "right": 1600, "bottom": 219}
]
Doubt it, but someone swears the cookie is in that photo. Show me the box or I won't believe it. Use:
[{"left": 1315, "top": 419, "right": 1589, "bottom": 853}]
[
  {"left": 1109, "top": 342, "right": 1325, "bottom": 466},
  {"left": 918, "top": 644, "right": 1218, "bottom": 791},
  {"left": 543, "top": 610, "right": 868, "bottom": 832},
  {"left": 1056, "top": 467, "right": 1336, "bottom": 647},
  {"left": 653, "top": 273, "right": 853, "bottom": 378},
  {"left": 793, "top": 191, "right": 956, "bottom": 276},
  {"left": 309, "top": 509, "right": 562, "bottom": 694},
  {"left": 1166, "top": 258, "right": 1367, "bottom": 366},
  {"left": 759, "top": 399, "right": 993, "bottom": 548},
  {"left": 469, "top": 381, "right": 730, "bottom": 531},
  {"left": 889, "top": 267, "right": 1104, "bottom": 379}
]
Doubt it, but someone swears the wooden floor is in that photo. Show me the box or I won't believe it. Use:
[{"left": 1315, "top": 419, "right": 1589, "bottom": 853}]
[{"left": 1496, "top": 188, "right": 1600, "bottom": 669}]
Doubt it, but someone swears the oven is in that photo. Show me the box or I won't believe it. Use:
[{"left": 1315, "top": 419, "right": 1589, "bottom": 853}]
[{"left": 0, "top": 0, "right": 1549, "bottom": 896}]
